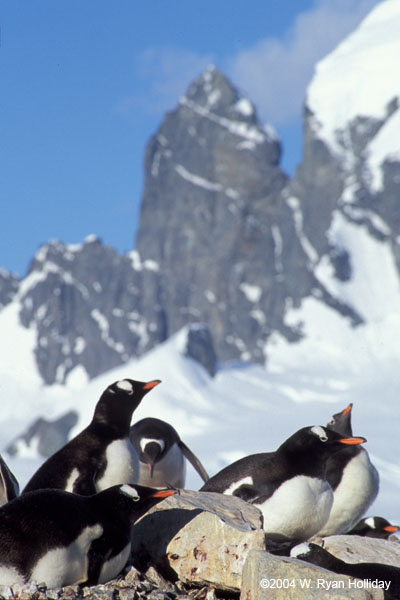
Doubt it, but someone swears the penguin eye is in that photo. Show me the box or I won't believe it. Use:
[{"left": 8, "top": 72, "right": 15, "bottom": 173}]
[
  {"left": 329, "top": 419, "right": 335, "bottom": 426},
  {"left": 320, "top": 435, "right": 328, "bottom": 442}
]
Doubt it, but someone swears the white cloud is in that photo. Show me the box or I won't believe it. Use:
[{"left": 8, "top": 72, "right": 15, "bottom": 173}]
[{"left": 227, "top": 0, "right": 378, "bottom": 127}]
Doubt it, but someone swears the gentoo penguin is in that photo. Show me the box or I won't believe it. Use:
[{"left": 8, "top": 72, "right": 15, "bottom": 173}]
[
  {"left": 348, "top": 516, "right": 399, "bottom": 539},
  {"left": 0, "top": 483, "right": 175, "bottom": 588},
  {"left": 22, "top": 378, "right": 161, "bottom": 495},
  {"left": 316, "top": 403, "right": 379, "bottom": 536},
  {"left": 291, "top": 542, "right": 400, "bottom": 599},
  {"left": 0, "top": 454, "right": 19, "bottom": 506},
  {"left": 201, "top": 425, "right": 366, "bottom": 542},
  {"left": 129, "top": 417, "right": 209, "bottom": 488}
]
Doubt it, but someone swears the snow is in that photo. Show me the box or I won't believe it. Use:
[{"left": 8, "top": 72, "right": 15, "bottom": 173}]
[
  {"left": 180, "top": 97, "right": 267, "bottom": 144},
  {"left": 239, "top": 283, "right": 262, "bottom": 303},
  {"left": 286, "top": 196, "right": 318, "bottom": 266},
  {"left": 175, "top": 164, "right": 222, "bottom": 192},
  {"left": 307, "top": 0, "right": 400, "bottom": 190},
  {"left": 234, "top": 98, "right": 254, "bottom": 117}
]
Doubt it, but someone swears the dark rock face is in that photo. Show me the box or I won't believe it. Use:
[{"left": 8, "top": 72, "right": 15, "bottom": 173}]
[
  {"left": 184, "top": 324, "right": 217, "bottom": 377},
  {"left": 18, "top": 237, "right": 165, "bottom": 384},
  {"left": 6, "top": 410, "right": 79, "bottom": 458},
  {"left": 1, "top": 67, "right": 399, "bottom": 387},
  {"left": 0, "top": 269, "right": 19, "bottom": 310}
]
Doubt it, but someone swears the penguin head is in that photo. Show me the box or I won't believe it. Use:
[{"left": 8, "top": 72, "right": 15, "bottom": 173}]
[
  {"left": 92, "top": 379, "right": 161, "bottom": 435},
  {"left": 290, "top": 542, "right": 337, "bottom": 569},
  {"left": 361, "top": 516, "right": 399, "bottom": 538},
  {"left": 326, "top": 403, "right": 353, "bottom": 436},
  {"left": 280, "top": 425, "right": 366, "bottom": 461},
  {"left": 130, "top": 418, "right": 180, "bottom": 477},
  {"left": 104, "top": 483, "right": 176, "bottom": 521}
]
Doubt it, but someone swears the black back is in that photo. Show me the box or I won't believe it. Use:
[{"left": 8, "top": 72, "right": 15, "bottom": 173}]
[
  {"left": 0, "top": 483, "right": 173, "bottom": 585},
  {"left": 201, "top": 426, "right": 362, "bottom": 502},
  {"left": 22, "top": 378, "right": 160, "bottom": 495},
  {"left": 293, "top": 543, "right": 400, "bottom": 599}
]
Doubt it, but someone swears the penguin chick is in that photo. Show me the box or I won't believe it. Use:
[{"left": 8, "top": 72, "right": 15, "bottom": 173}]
[
  {"left": 348, "top": 516, "right": 399, "bottom": 539},
  {"left": 0, "top": 483, "right": 175, "bottom": 588},
  {"left": 291, "top": 542, "right": 400, "bottom": 599},
  {"left": 0, "top": 454, "right": 19, "bottom": 506},
  {"left": 130, "top": 417, "right": 209, "bottom": 488},
  {"left": 317, "top": 403, "right": 379, "bottom": 536},
  {"left": 22, "top": 378, "right": 161, "bottom": 495},
  {"left": 201, "top": 425, "right": 366, "bottom": 542}
]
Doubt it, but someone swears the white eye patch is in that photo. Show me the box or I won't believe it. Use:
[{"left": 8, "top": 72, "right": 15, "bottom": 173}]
[
  {"left": 311, "top": 426, "right": 328, "bottom": 442},
  {"left": 120, "top": 484, "right": 140, "bottom": 501},
  {"left": 365, "top": 517, "right": 376, "bottom": 529},
  {"left": 290, "top": 543, "right": 312, "bottom": 558},
  {"left": 140, "top": 438, "right": 165, "bottom": 453},
  {"left": 116, "top": 380, "right": 134, "bottom": 394}
]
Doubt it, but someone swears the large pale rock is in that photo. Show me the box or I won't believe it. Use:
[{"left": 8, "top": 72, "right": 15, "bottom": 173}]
[
  {"left": 130, "top": 490, "right": 265, "bottom": 592},
  {"left": 322, "top": 535, "right": 400, "bottom": 567},
  {"left": 241, "top": 549, "right": 383, "bottom": 600}
]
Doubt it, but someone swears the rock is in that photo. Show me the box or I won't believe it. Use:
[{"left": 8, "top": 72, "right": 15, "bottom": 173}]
[
  {"left": 184, "top": 324, "right": 217, "bottom": 377},
  {"left": 240, "top": 549, "right": 383, "bottom": 600},
  {"left": 130, "top": 490, "right": 265, "bottom": 592},
  {"left": 321, "top": 535, "right": 400, "bottom": 567},
  {"left": 6, "top": 410, "right": 79, "bottom": 458}
]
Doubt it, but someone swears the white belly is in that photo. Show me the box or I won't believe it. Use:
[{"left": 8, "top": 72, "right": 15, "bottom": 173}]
[
  {"left": 98, "top": 542, "right": 131, "bottom": 584},
  {"left": 318, "top": 450, "right": 379, "bottom": 536},
  {"left": 96, "top": 439, "right": 139, "bottom": 491},
  {"left": 138, "top": 443, "right": 186, "bottom": 488},
  {"left": 30, "top": 524, "right": 103, "bottom": 588},
  {"left": 0, "top": 565, "right": 24, "bottom": 586},
  {"left": 254, "top": 475, "right": 333, "bottom": 542}
]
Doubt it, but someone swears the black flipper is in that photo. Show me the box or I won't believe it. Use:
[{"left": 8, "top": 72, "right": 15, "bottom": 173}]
[
  {"left": 178, "top": 440, "right": 209, "bottom": 483},
  {"left": 0, "top": 454, "right": 19, "bottom": 506}
]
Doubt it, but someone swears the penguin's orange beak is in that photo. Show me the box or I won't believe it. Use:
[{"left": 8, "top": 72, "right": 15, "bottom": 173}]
[
  {"left": 143, "top": 379, "right": 161, "bottom": 390},
  {"left": 341, "top": 403, "right": 353, "bottom": 416},
  {"left": 384, "top": 525, "right": 399, "bottom": 533},
  {"left": 338, "top": 436, "right": 366, "bottom": 445},
  {"left": 152, "top": 489, "right": 176, "bottom": 498}
]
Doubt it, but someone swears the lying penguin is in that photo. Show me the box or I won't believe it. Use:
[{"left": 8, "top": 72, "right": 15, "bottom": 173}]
[
  {"left": 130, "top": 417, "right": 209, "bottom": 488},
  {"left": 349, "top": 516, "right": 399, "bottom": 539},
  {"left": 317, "top": 403, "right": 379, "bottom": 536},
  {"left": 291, "top": 542, "right": 400, "bottom": 599},
  {"left": 0, "top": 453, "right": 19, "bottom": 506},
  {"left": 0, "top": 483, "right": 175, "bottom": 588},
  {"left": 23, "top": 378, "right": 161, "bottom": 495},
  {"left": 201, "top": 425, "right": 366, "bottom": 542}
]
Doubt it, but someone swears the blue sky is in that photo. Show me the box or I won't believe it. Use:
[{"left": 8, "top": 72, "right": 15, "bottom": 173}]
[{"left": 1, "top": 0, "right": 378, "bottom": 277}]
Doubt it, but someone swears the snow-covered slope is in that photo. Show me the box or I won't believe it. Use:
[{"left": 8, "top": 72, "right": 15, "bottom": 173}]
[
  {"left": 307, "top": 0, "right": 400, "bottom": 190},
  {"left": 2, "top": 317, "right": 400, "bottom": 525},
  {"left": 1, "top": 0, "right": 400, "bottom": 533}
]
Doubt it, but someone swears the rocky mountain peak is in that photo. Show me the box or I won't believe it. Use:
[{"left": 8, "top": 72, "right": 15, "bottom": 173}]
[{"left": 183, "top": 65, "right": 259, "bottom": 126}]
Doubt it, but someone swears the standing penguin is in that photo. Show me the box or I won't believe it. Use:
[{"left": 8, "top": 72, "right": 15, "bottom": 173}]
[
  {"left": 0, "top": 483, "right": 175, "bottom": 587},
  {"left": 0, "top": 454, "right": 19, "bottom": 506},
  {"left": 130, "top": 417, "right": 209, "bottom": 488},
  {"left": 201, "top": 425, "right": 366, "bottom": 542},
  {"left": 316, "top": 403, "right": 379, "bottom": 536},
  {"left": 22, "top": 378, "right": 161, "bottom": 495},
  {"left": 348, "top": 516, "right": 399, "bottom": 539}
]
